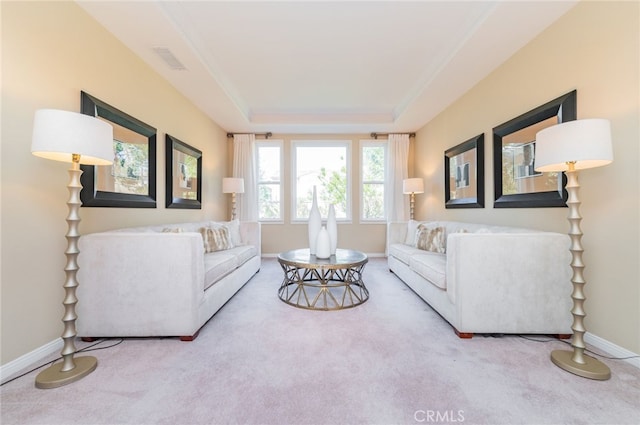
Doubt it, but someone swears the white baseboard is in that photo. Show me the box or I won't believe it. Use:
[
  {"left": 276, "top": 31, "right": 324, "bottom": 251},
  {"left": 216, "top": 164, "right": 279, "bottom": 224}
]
[
  {"left": 1, "top": 328, "right": 636, "bottom": 386},
  {"left": 585, "top": 332, "right": 640, "bottom": 369},
  {"left": 0, "top": 338, "right": 62, "bottom": 384}
]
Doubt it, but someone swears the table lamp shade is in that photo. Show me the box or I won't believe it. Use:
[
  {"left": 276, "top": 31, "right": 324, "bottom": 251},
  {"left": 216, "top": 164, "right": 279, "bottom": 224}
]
[
  {"left": 31, "top": 109, "right": 113, "bottom": 165},
  {"left": 535, "top": 119, "right": 613, "bottom": 172},
  {"left": 223, "top": 177, "right": 244, "bottom": 194},
  {"left": 403, "top": 178, "right": 424, "bottom": 194}
]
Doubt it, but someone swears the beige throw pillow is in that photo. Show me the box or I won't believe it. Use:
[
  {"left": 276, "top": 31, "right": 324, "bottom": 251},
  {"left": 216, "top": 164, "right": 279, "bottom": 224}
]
[
  {"left": 416, "top": 224, "right": 446, "bottom": 253},
  {"left": 199, "top": 226, "right": 233, "bottom": 253},
  {"left": 161, "top": 227, "right": 184, "bottom": 233}
]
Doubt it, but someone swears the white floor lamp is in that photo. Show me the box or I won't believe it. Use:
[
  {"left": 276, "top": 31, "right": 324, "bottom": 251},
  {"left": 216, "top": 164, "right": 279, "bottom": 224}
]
[
  {"left": 31, "top": 109, "right": 114, "bottom": 389},
  {"left": 535, "top": 118, "right": 613, "bottom": 381},
  {"left": 222, "top": 177, "right": 244, "bottom": 220},
  {"left": 403, "top": 178, "right": 424, "bottom": 220}
]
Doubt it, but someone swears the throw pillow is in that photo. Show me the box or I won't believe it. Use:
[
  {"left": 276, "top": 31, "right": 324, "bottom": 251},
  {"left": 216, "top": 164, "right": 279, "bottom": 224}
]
[
  {"left": 225, "top": 219, "right": 242, "bottom": 247},
  {"left": 210, "top": 220, "right": 243, "bottom": 247},
  {"left": 199, "top": 226, "right": 233, "bottom": 253},
  {"left": 416, "top": 224, "right": 446, "bottom": 253},
  {"left": 405, "top": 220, "right": 420, "bottom": 246},
  {"left": 161, "top": 227, "right": 184, "bottom": 233}
]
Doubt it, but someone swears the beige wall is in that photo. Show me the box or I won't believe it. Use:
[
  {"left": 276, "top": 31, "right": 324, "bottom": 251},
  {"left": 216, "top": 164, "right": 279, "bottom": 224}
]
[
  {"left": 259, "top": 134, "right": 389, "bottom": 256},
  {"left": 1, "top": 2, "right": 228, "bottom": 364},
  {"left": 2, "top": 0, "right": 638, "bottom": 366},
  {"left": 414, "top": 1, "right": 639, "bottom": 353}
]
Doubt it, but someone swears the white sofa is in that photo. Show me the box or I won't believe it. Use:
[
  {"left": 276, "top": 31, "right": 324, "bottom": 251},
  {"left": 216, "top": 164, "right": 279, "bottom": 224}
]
[
  {"left": 387, "top": 220, "right": 572, "bottom": 338},
  {"left": 77, "top": 220, "right": 260, "bottom": 341}
]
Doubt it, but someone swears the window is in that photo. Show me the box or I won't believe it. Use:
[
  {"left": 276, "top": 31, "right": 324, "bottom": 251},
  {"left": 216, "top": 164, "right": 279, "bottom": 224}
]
[
  {"left": 292, "top": 141, "right": 351, "bottom": 221},
  {"left": 256, "top": 141, "right": 283, "bottom": 221},
  {"left": 360, "top": 141, "right": 387, "bottom": 221}
]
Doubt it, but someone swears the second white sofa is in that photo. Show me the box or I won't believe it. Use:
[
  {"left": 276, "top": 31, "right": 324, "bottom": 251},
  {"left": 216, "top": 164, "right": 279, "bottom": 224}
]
[
  {"left": 77, "top": 220, "right": 260, "bottom": 341},
  {"left": 387, "top": 220, "right": 573, "bottom": 338}
]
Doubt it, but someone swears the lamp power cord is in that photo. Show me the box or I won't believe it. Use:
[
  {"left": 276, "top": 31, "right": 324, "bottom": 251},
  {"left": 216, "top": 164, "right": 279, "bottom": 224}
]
[
  {"left": 1, "top": 338, "right": 123, "bottom": 387},
  {"left": 518, "top": 335, "right": 640, "bottom": 361}
]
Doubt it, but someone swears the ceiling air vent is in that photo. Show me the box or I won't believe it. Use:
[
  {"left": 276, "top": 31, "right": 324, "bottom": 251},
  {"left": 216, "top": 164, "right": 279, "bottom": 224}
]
[{"left": 152, "top": 47, "right": 187, "bottom": 71}]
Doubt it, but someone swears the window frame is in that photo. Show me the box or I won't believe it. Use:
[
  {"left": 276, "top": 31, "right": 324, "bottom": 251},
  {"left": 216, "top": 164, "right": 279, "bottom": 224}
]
[
  {"left": 291, "top": 140, "right": 352, "bottom": 223},
  {"left": 256, "top": 139, "right": 284, "bottom": 223},
  {"left": 360, "top": 140, "right": 388, "bottom": 223}
]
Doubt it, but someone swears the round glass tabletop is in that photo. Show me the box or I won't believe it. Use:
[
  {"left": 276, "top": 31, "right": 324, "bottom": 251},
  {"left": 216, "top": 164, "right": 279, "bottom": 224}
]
[{"left": 277, "top": 248, "right": 368, "bottom": 270}]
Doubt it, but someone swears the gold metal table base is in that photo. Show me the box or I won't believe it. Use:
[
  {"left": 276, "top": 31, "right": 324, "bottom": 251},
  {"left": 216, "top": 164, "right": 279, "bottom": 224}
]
[{"left": 277, "top": 249, "right": 369, "bottom": 310}]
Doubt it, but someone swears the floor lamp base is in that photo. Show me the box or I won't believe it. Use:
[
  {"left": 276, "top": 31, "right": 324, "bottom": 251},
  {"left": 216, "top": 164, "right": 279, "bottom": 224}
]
[
  {"left": 35, "top": 356, "right": 98, "bottom": 389},
  {"left": 550, "top": 350, "right": 610, "bottom": 381}
]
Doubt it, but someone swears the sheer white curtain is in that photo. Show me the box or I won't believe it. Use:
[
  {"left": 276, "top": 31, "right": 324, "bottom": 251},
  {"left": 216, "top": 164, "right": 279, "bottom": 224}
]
[
  {"left": 385, "top": 133, "right": 410, "bottom": 222},
  {"left": 232, "top": 134, "right": 258, "bottom": 221}
]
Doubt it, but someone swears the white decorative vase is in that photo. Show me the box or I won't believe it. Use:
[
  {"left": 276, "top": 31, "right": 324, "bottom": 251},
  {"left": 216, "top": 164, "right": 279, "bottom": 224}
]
[
  {"left": 316, "top": 226, "right": 331, "bottom": 259},
  {"left": 327, "top": 204, "right": 337, "bottom": 255},
  {"left": 308, "top": 186, "right": 321, "bottom": 255}
]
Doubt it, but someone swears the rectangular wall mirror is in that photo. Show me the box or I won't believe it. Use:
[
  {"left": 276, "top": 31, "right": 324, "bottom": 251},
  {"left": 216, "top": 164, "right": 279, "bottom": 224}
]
[
  {"left": 444, "top": 134, "right": 485, "bottom": 208},
  {"left": 165, "top": 134, "right": 202, "bottom": 209},
  {"left": 492, "top": 90, "right": 576, "bottom": 208},
  {"left": 80, "top": 91, "right": 157, "bottom": 208}
]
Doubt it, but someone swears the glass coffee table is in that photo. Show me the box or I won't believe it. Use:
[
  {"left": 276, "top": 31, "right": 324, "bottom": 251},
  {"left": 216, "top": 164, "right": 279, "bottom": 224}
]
[{"left": 277, "top": 248, "right": 369, "bottom": 310}]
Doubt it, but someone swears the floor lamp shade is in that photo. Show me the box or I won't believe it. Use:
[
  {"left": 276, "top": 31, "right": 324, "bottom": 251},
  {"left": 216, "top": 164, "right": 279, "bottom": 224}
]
[
  {"left": 31, "top": 109, "right": 113, "bottom": 164},
  {"left": 222, "top": 177, "right": 245, "bottom": 194},
  {"left": 535, "top": 118, "right": 613, "bottom": 381},
  {"left": 402, "top": 178, "right": 424, "bottom": 194},
  {"left": 535, "top": 119, "right": 613, "bottom": 172},
  {"left": 30, "top": 109, "right": 113, "bottom": 389}
]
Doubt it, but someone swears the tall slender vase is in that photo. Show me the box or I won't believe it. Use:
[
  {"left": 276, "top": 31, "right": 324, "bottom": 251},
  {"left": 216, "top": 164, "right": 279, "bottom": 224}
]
[
  {"left": 316, "top": 226, "right": 331, "bottom": 259},
  {"left": 308, "top": 186, "right": 321, "bottom": 255},
  {"left": 327, "top": 204, "right": 337, "bottom": 255}
]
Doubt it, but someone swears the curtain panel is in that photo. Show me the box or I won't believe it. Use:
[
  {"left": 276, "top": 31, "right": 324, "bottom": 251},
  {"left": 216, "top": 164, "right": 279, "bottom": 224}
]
[
  {"left": 233, "top": 134, "right": 258, "bottom": 221},
  {"left": 385, "top": 134, "right": 410, "bottom": 222}
]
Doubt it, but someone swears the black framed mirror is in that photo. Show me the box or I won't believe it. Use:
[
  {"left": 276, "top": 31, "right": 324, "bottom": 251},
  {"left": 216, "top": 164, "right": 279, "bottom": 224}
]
[
  {"left": 444, "top": 134, "right": 484, "bottom": 209},
  {"left": 80, "top": 91, "right": 157, "bottom": 208},
  {"left": 492, "top": 90, "right": 576, "bottom": 208},
  {"left": 165, "top": 134, "right": 202, "bottom": 209}
]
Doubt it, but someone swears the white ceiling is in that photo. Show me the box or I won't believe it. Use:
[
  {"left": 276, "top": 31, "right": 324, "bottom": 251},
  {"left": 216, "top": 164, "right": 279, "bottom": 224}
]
[{"left": 78, "top": 1, "right": 577, "bottom": 135}]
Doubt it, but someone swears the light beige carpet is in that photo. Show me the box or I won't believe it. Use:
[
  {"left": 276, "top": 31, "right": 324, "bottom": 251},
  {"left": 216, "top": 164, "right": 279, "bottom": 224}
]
[{"left": 1, "top": 257, "right": 639, "bottom": 424}]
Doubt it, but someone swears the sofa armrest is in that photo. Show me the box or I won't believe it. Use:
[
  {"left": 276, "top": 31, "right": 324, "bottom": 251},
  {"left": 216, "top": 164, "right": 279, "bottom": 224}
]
[
  {"left": 446, "top": 232, "right": 572, "bottom": 332},
  {"left": 76, "top": 232, "right": 205, "bottom": 336},
  {"left": 387, "top": 222, "right": 408, "bottom": 255},
  {"left": 240, "top": 221, "right": 261, "bottom": 257}
]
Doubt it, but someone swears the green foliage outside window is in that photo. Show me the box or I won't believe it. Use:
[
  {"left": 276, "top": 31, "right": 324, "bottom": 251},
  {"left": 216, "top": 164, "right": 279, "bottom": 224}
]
[{"left": 362, "top": 146, "right": 385, "bottom": 220}]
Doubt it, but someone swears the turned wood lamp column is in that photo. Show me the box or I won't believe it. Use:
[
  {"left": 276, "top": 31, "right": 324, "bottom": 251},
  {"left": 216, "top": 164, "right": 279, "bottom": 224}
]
[
  {"left": 535, "top": 119, "right": 614, "bottom": 381},
  {"left": 31, "top": 109, "right": 114, "bottom": 389}
]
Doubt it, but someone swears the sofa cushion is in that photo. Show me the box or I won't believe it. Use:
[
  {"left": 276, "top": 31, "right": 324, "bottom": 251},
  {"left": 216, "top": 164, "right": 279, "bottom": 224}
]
[
  {"left": 389, "top": 243, "right": 422, "bottom": 265},
  {"left": 416, "top": 224, "right": 446, "bottom": 253},
  {"left": 203, "top": 251, "right": 237, "bottom": 290},
  {"left": 410, "top": 252, "right": 447, "bottom": 289},
  {"left": 226, "top": 245, "right": 258, "bottom": 268},
  {"left": 200, "top": 226, "right": 233, "bottom": 252}
]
